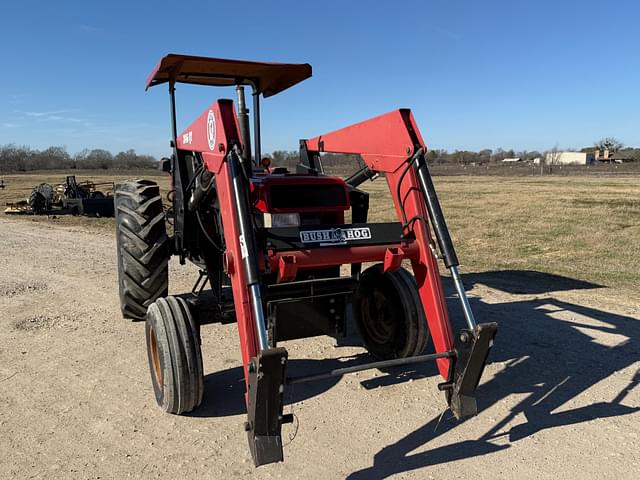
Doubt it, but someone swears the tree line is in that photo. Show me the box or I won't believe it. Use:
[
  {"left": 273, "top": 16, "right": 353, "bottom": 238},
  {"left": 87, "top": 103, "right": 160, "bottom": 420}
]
[
  {"left": 270, "top": 148, "right": 544, "bottom": 167},
  {"left": 0, "top": 144, "right": 158, "bottom": 172},
  {"left": 270, "top": 138, "right": 639, "bottom": 168},
  {"left": 3, "top": 138, "right": 637, "bottom": 173}
]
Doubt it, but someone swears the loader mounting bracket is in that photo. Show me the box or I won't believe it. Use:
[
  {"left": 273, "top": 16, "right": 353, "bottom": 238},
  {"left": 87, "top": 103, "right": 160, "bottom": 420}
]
[
  {"left": 245, "top": 347, "right": 289, "bottom": 466},
  {"left": 447, "top": 322, "right": 498, "bottom": 419}
]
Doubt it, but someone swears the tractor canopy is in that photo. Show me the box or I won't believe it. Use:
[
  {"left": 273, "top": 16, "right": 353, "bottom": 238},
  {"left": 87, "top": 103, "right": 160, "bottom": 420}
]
[{"left": 145, "top": 53, "right": 312, "bottom": 97}]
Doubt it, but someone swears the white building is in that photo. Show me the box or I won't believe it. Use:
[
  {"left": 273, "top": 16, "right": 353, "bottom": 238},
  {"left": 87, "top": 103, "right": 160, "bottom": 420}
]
[
  {"left": 502, "top": 157, "right": 521, "bottom": 163},
  {"left": 545, "top": 151, "right": 593, "bottom": 165}
]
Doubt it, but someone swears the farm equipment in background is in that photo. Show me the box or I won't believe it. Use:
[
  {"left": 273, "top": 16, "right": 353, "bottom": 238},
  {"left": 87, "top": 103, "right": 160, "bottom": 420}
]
[
  {"left": 114, "top": 54, "right": 497, "bottom": 466},
  {"left": 25, "top": 175, "right": 114, "bottom": 216}
]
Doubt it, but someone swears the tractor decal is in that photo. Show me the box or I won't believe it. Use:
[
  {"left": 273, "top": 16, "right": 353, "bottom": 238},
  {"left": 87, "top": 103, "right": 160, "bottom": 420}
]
[
  {"left": 207, "top": 110, "right": 216, "bottom": 150},
  {"left": 300, "top": 227, "right": 371, "bottom": 245}
]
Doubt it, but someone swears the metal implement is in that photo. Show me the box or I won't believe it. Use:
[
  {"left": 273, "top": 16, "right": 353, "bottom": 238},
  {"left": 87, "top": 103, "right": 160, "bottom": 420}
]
[
  {"left": 245, "top": 348, "right": 288, "bottom": 466},
  {"left": 446, "top": 322, "right": 498, "bottom": 419},
  {"left": 288, "top": 351, "right": 455, "bottom": 385},
  {"left": 13, "top": 176, "right": 115, "bottom": 217}
]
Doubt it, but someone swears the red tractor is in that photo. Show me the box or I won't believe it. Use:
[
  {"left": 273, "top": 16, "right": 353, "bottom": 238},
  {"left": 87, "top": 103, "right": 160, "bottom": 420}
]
[{"left": 115, "top": 54, "right": 497, "bottom": 466}]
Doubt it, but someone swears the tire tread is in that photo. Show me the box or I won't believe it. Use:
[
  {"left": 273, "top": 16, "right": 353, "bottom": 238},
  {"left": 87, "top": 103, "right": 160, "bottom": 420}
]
[{"left": 115, "top": 179, "right": 169, "bottom": 320}]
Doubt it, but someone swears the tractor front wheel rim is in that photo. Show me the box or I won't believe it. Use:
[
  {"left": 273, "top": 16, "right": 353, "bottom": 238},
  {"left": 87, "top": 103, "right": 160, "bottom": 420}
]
[{"left": 149, "top": 328, "right": 163, "bottom": 388}]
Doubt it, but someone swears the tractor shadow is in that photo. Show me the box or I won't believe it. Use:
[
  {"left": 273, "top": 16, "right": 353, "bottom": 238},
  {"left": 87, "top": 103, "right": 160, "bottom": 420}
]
[
  {"left": 346, "top": 270, "right": 640, "bottom": 479},
  {"left": 195, "top": 317, "right": 445, "bottom": 417},
  {"left": 193, "top": 355, "right": 376, "bottom": 418}
]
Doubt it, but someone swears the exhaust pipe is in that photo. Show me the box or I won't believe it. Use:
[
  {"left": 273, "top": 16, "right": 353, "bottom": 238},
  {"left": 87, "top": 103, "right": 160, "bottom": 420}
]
[{"left": 236, "top": 86, "right": 252, "bottom": 173}]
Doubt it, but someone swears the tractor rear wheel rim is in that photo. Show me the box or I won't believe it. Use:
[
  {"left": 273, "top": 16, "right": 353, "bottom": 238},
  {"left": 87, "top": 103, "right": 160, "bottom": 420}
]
[
  {"left": 362, "top": 289, "right": 394, "bottom": 345},
  {"left": 149, "top": 328, "right": 163, "bottom": 388}
]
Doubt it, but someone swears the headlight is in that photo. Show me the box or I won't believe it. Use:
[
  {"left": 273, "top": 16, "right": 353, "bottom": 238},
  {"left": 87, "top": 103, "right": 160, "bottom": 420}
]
[{"left": 265, "top": 213, "right": 300, "bottom": 227}]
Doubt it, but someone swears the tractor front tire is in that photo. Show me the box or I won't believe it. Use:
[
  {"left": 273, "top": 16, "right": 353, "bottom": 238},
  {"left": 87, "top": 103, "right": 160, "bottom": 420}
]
[
  {"left": 353, "top": 264, "right": 430, "bottom": 360},
  {"left": 146, "top": 296, "right": 204, "bottom": 414},
  {"left": 115, "top": 179, "right": 169, "bottom": 320}
]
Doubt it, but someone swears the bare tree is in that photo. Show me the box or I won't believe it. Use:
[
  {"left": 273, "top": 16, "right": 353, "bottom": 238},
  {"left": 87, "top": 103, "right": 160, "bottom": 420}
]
[
  {"left": 544, "top": 145, "right": 562, "bottom": 175},
  {"left": 595, "top": 137, "right": 624, "bottom": 153}
]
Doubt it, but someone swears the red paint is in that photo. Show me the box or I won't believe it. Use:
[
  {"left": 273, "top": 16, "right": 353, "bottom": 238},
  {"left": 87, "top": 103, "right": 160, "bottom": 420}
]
[
  {"left": 179, "top": 100, "right": 456, "bottom": 382},
  {"left": 383, "top": 247, "right": 404, "bottom": 273},
  {"left": 268, "top": 242, "right": 419, "bottom": 272},
  {"left": 182, "top": 101, "right": 259, "bottom": 388},
  {"left": 306, "top": 109, "right": 416, "bottom": 172},
  {"left": 277, "top": 255, "right": 298, "bottom": 282},
  {"left": 305, "top": 110, "right": 454, "bottom": 378}
]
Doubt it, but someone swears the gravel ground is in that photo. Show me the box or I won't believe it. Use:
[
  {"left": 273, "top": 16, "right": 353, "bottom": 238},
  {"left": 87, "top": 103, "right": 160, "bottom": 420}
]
[{"left": 0, "top": 217, "right": 638, "bottom": 479}]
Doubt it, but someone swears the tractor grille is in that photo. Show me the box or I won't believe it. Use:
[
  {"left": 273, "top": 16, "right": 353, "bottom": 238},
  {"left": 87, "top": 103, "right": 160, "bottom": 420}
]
[{"left": 269, "top": 184, "right": 347, "bottom": 210}]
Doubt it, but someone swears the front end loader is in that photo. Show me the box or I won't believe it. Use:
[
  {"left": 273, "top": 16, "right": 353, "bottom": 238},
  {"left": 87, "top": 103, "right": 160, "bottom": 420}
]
[{"left": 114, "top": 54, "right": 497, "bottom": 466}]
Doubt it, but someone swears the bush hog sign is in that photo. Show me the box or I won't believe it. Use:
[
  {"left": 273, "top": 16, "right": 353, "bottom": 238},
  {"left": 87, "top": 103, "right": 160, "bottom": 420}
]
[{"left": 300, "top": 227, "right": 371, "bottom": 245}]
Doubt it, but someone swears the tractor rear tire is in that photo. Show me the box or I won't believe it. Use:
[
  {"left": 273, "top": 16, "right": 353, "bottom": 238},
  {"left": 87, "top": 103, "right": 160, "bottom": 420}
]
[
  {"left": 145, "top": 296, "right": 204, "bottom": 414},
  {"left": 115, "top": 179, "right": 169, "bottom": 320},
  {"left": 29, "top": 183, "right": 53, "bottom": 214},
  {"left": 353, "top": 264, "right": 430, "bottom": 360}
]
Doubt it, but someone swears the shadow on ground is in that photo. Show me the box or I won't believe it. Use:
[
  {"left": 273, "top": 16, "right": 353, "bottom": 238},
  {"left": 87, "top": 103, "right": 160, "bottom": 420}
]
[
  {"left": 189, "top": 270, "right": 639, "bottom": 478},
  {"left": 463, "top": 269, "right": 603, "bottom": 295},
  {"left": 193, "top": 354, "right": 396, "bottom": 418},
  {"left": 346, "top": 270, "right": 640, "bottom": 479},
  {"left": 194, "top": 353, "right": 441, "bottom": 418}
]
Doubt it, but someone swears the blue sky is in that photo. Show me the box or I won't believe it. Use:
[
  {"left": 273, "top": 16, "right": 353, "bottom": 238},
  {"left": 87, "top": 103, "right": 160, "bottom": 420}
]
[{"left": 1, "top": 0, "right": 639, "bottom": 158}]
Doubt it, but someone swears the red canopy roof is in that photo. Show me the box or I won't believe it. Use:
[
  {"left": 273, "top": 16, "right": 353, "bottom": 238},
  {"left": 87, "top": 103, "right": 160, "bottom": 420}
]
[{"left": 145, "top": 54, "right": 312, "bottom": 97}]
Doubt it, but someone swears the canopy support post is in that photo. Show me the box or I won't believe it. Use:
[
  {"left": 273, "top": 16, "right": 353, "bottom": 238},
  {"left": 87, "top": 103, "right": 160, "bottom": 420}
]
[{"left": 252, "top": 84, "right": 261, "bottom": 167}]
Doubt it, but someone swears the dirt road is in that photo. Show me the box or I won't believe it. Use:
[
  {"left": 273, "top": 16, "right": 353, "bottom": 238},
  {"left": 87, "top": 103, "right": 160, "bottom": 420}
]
[{"left": 0, "top": 217, "right": 638, "bottom": 479}]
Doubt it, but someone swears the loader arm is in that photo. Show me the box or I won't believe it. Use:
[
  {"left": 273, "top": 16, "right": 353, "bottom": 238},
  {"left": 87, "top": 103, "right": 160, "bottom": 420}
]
[
  {"left": 305, "top": 109, "right": 455, "bottom": 378},
  {"left": 304, "top": 109, "right": 497, "bottom": 418}
]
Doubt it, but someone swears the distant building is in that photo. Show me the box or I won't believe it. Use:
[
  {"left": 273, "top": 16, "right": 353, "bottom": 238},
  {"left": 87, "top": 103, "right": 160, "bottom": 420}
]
[
  {"left": 545, "top": 151, "right": 595, "bottom": 165},
  {"left": 502, "top": 157, "right": 522, "bottom": 163},
  {"left": 609, "top": 150, "right": 636, "bottom": 163},
  {"left": 594, "top": 149, "right": 610, "bottom": 162},
  {"left": 593, "top": 148, "right": 637, "bottom": 163},
  {"left": 532, "top": 157, "right": 542, "bottom": 165}
]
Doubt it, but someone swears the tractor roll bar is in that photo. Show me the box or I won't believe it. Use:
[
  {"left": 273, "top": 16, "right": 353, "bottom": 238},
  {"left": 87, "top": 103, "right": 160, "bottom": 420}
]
[
  {"left": 252, "top": 87, "right": 261, "bottom": 165},
  {"left": 147, "top": 54, "right": 312, "bottom": 176},
  {"left": 236, "top": 80, "right": 263, "bottom": 170},
  {"left": 169, "top": 80, "right": 262, "bottom": 175},
  {"left": 236, "top": 86, "right": 252, "bottom": 168}
]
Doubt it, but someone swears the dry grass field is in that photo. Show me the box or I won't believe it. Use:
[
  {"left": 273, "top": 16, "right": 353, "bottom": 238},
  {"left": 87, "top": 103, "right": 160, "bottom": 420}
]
[{"left": 364, "top": 175, "right": 640, "bottom": 297}]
